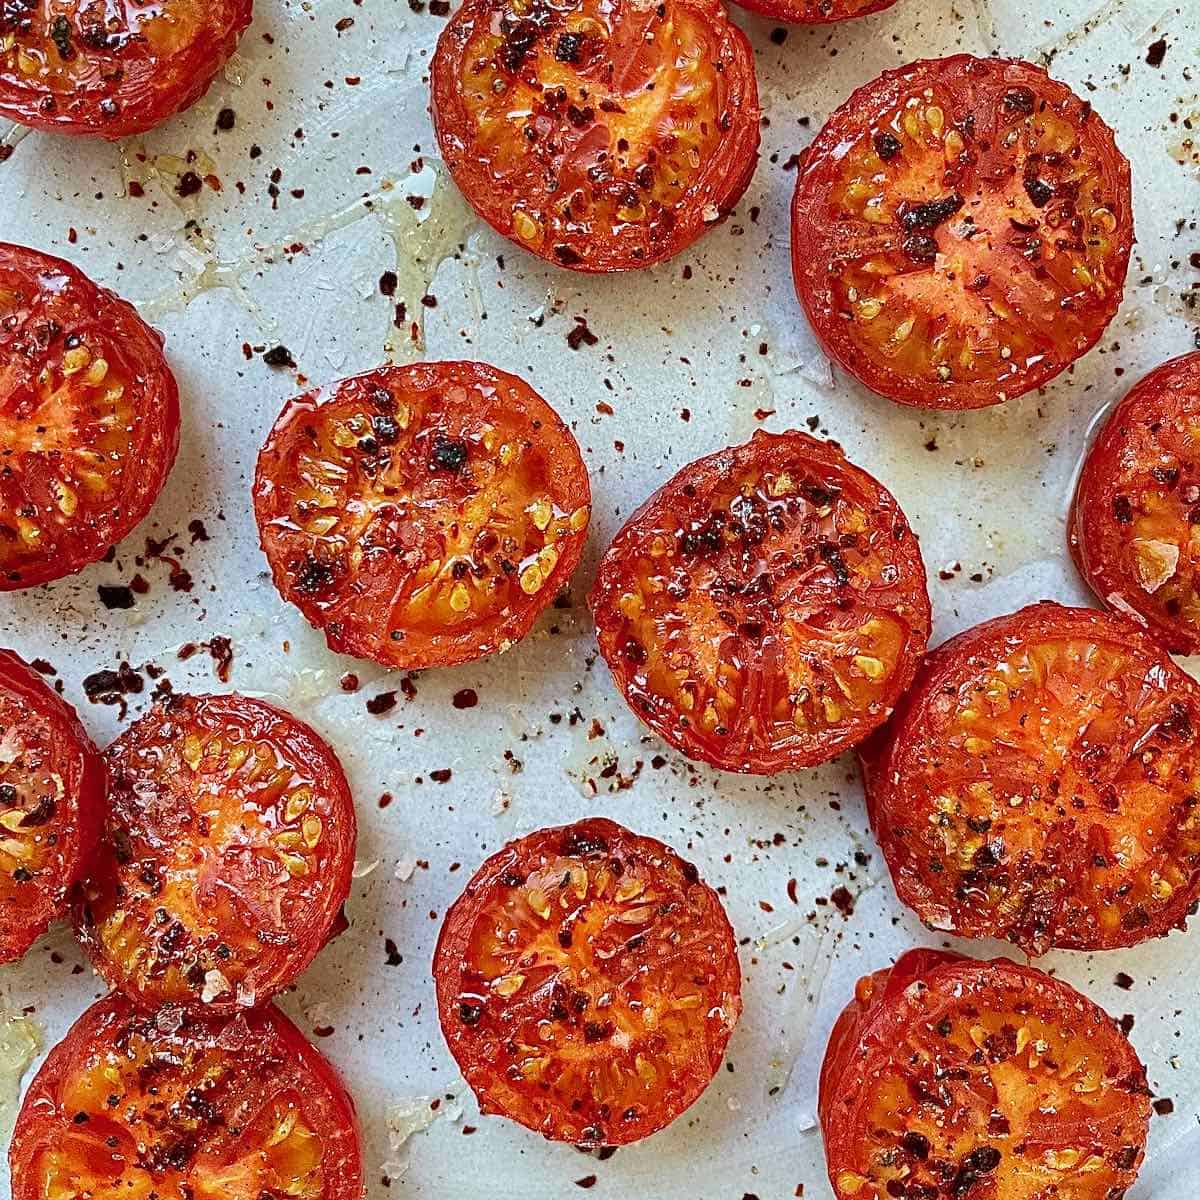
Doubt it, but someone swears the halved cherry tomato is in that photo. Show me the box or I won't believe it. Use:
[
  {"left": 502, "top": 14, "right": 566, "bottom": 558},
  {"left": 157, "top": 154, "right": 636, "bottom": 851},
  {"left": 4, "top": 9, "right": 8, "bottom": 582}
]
[
  {"left": 861, "top": 602, "right": 1200, "bottom": 954},
  {"left": 590, "top": 430, "right": 931, "bottom": 774},
  {"left": 819, "top": 950, "right": 1150, "bottom": 1200},
  {"left": 9, "top": 993, "right": 363, "bottom": 1200},
  {"left": 431, "top": 0, "right": 760, "bottom": 272},
  {"left": 791, "top": 55, "right": 1132, "bottom": 409},
  {"left": 0, "top": 243, "right": 180, "bottom": 589},
  {"left": 0, "top": 647, "right": 104, "bottom": 963},
  {"left": 433, "top": 817, "right": 741, "bottom": 1146},
  {"left": 0, "top": 0, "right": 252, "bottom": 138},
  {"left": 1071, "top": 353, "right": 1200, "bottom": 654},
  {"left": 731, "top": 0, "right": 900, "bottom": 24},
  {"left": 253, "top": 361, "right": 591, "bottom": 670},
  {"left": 73, "top": 693, "right": 356, "bottom": 1014}
]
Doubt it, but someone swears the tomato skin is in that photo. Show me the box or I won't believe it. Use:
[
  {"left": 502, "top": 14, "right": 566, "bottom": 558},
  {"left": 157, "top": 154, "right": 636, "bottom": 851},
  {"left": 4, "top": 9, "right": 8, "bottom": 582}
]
[
  {"left": 791, "top": 55, "right": 1133, "bottom": 410},
  {"left": 1071, "top": 353, "right": 1200, "bottom": 654},
  {"left": 590, "top": 430, "right": 931, "bottom": 774},
  {"left": 862, "top": 602, "right": 1200, "bottom": 954},
  {"left": 0, "top": 0, "right": 253, "bottom": 138},
  {"left": 431, "top": 0, "right": 760, "bottom": 272},
  {"left": 9, "top": 993, "right": 364, "bottom": 1200},
  {"left": 0, "top": 243, "right": 180, "bottom": 590},
  {"left": 819, "top": 950, "right": 1150, "bottom": 1200},
  {"left": 731, "top": 0, "right": 899, "bottom": 24},
  {"left": 73, "top": 693, "right": 357, "bottom": 1015},
  {"left": 0, "top": 647, "right": 105, "bottom": 963},
  {"left": 254, "top": 361, "right": 591, "bottom": 671},
  {"left": 434, "top": 817, "right": 741, "bottom": 1147}
]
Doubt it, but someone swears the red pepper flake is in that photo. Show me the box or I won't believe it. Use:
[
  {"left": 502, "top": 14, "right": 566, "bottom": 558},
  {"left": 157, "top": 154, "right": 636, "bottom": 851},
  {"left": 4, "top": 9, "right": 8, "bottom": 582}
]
[
  {"left": 366, "top": 692, "right": 398, "bottom": 715},
  {"left": 452, "top": 688, "right": 478, "bottom": 709},
  {"left": 567, "top": 317, "right": 598, "bottom": 350},
  {"left": 430, "top": 768, "right": 452, "bottom": 783},
  {"left": 786, "top": 878, "right": 798, "bottom": 904},
  {"left": 830, "top": 885, "right": 854, "bottom": 917},
  {"left": 340, "top": 672, "right": 360, "bottom": 692},
  {"left": 575, "top": 1178, "right": 597, "bottom": 1190}
]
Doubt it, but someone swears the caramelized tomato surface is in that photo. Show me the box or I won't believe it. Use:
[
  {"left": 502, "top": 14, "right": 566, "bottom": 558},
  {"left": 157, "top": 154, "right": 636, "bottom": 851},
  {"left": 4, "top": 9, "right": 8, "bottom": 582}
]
[
  {"left": 434, "top": 818, "right": 741, "bottom": 1146},
  {"left": 819, "top": 950, "right": 1150, "bottom": 1200},
  {"left": 431, "top": 0, "right": 760, "bottom": 271},
  {"left": 0, "top": 647, "right": 104, "bottom": 963},
  {"left": 1071, "top": 353, "right": 1200, "bottom": 654},
  {"left": 731, "top": 0, "right": 900, "bottom": 24},
  {"left": 74, "top": 694, "right": 356, "bottom": 1014},
  {"left": 253, "top": 361, "right": 591, "bottom": 670},
  {"left": 791, "top": 56, "right": 1132, "bottom": 409},
  {"left": 862, "top": 603, "right": 1200, "bottom": 953},
  {"left": 590, "top": 430, "right": 931, "bottom": 773},
  {"left": 9, "top": 994, "right": 363, "bottom": 1200},
  {"left": 0, "top": 0, "right": 252, "bottom": 136},
  {"left": 0, "top": 243, "right": 179, "bottom": 589}
]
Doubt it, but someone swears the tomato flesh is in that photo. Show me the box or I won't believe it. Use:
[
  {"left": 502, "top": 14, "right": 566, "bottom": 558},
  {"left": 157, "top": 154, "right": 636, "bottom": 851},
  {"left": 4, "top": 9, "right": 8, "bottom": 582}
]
[
  {"left": 253, "top": 361, "right": 591, "bottom": 670},
  {"left": 819, "top": 951, "right": 1150, "bottom": 1200},
  {"left": 0, "top": 0, "right": 252, "bottom": 137},
  {"left": 590, "top": 431, "right": 931, "bottom": 773},
  {"left": 0, "top": 243, "right": 180, "bottom": 589},
  {"left": 731, "top": 0, "right": 900, "bottom": 23},
  {"left": 0, "top": 647, "right": 104, "bottom": 963},
  {"left": 434, "top": 818, "right": 741, "bottom": 1146},
  {"left": 1071, "top": 353, "right": 1200, "bottom": 654},
  {"left": 791, "top": 56, "right": 1132, "bottom": 409},
  {"left": 74, "top": 693, "right": 356, "bottom": 1014},
  {"left": 862, "top": 603, "right": 1200, "bottom": 953},
  {"left": 431, "top": 0, "right": 760, "bottom": 271},
  {"left": 9, "top": 994, "right": 363, "bottom": 1200}
]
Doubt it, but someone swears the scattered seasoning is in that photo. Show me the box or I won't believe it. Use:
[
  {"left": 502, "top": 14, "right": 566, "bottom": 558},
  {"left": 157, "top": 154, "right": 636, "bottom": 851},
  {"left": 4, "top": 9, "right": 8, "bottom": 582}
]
[
  {"left": 176, "top": 171, "right": 203, "bottom": 198},
  {"left": 384, "top": 938, "right": 403, "bottom": 966},
  {"left": 1145, "top": 37, "right": 1168, "bottom": 68},
  {"left": 430, "top": 768, "right": 452, "bottom": 783},
  {"left": 567, "top": 317, "right": 598, "bottom": 350},
  {"left": 366, "top": 692, "right": 398, "bottom": 715},
  {"left": 215, "top": 107, "right": 236, "bottom": 131},
  {"left": 575, "top": 1177, "right": 597, "bottom": 1190},
  {"left": 452, "top": 688, "right": 478, "bottom": 710},
  {"left": 1153, "top": 1098, "right": 1174, "bottom": 1116},
  {"left": 1114, "top": 972, "right": 1134, "bottom": 990},
  {"left": 340, "top": 672, "right": 360, "bottom": 692},
  {"left": 98, "top": 584, "right": 136, "bottom": 610},
  {"left": 264, "top": 345, "right": 297, "bottom": 368}
]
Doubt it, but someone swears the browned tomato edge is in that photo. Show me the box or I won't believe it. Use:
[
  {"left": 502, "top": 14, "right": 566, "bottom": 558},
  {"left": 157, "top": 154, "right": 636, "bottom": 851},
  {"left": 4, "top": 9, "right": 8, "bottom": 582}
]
[
  {"left": 790, "top": 54, "right": 1133, "bottom": 410},
  {"left": 0, "top": 646, "right": 105, "bottom": 963},
  {"left": 430, "top": 0, "right": 761, "bottom": 273},
  {"left": 858, "top": 600, "right": 1200, "bottom": 951},
  {"left": 589, "top": 430, "right": 932, "bottom": 774},
  {"left": 731, "top": 0, "right": 900, "bottom": 24},
  {"left": 1069, "top": 352, "right": 1200, "bottom": 655},
  {"left": 432, "top": 816, "right": 742, "bottom": 1146},
  {"left": 71, "top": 692, "right": 357, "bottom": 1015}
]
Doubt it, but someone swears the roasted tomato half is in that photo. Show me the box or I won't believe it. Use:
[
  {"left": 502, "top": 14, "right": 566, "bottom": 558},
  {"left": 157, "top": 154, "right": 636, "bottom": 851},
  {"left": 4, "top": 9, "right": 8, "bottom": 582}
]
[
  {"left": 731, "top": 0, "right": 900, "bottom": 24},
  {"left": 0, "top": 0, "right": 252, "bottom": 137},
  {"left": 431, "top": 0, "right": 760, "bottom": 272},
  {"left": 791, "top": 55, "right": 1132, "bottom": 409},
  {"left": 590, "top": 431, "right": 931, "bottom": 774},
  {"left": 861, "top": 602, "right": 1200, "bottom": 954},
  {"left": 9, "top": 993, "right": 363, "bottom": 1200},
  {"left": 1071, "top": 353, "right": 1200, "bottom": 654},
  {"left": 0, "top": 243, "right": 180, "bottom": 590},
  {"left": 819, "top": 949, "right": 1150, "bottom": 1200},
  {"left": 253, "top": 361, "right": 591, "bottom": 670},
  {"left": 73, "top": 693, "right": 356, "bottom": 1014},
  {"left": 434, "top": 818, "right": 741, "bottom": 1146},
  {"left": 0, "top": 647, "right": 104, "bottom": 963}
]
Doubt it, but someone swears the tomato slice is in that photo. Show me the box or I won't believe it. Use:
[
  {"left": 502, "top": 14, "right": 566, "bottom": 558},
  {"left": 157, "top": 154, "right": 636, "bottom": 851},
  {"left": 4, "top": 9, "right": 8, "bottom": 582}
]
[
  {"left": 0, "top": 0, "right": 252, "bottom": 137},
  {"left": 731, "top": 0, "right": 900, "bottom": 23},
  {"left": 791, "top": 55, "right": 1133, "bottom": 410},
  {"left": 9, "top": 993, "right": 363, "bottom": 1200},
  {"left": 431, "top": 0, "right": 760, "bottom": 272},
  {"left": 73, "top": 693, "right": 357, "bottom": 1014},
  {"left": 819, "top": 950, "right": 1150, "bottom": 1200},
  {"left": 0, "top": 647, "right": 104, "bottom": 963},
  {"left": 0, "top": 243, "right": 180, "bottom": 590},
  {"left": 253, "top": 361, "right": 591, "bottom": 670},
  {"left": 589, "top": 430, "right": 931, "bottom": 774},
  {"left": 861, "top": 602, "right": 1200, "bottom": 954},
  {"left": 1071, "top": 353, "right": 1200, "bottom": 654},
  {"left": 433, "top": 818, "right": 741, "bottom": 1146}
]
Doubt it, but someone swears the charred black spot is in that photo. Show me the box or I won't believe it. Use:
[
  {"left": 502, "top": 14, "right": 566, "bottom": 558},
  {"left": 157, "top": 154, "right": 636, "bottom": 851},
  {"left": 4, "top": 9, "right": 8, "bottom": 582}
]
[
  {"left": 899, "top": 193, "right": 964, "bottom": 232},
  {"left": 429, "top": 435, "right": 468, "bottom": 472},
  {"left": 902, "top": 233, "right": 939, "bottom": 264},
  {"left": 554, "top": 31, "right": 583, "bottom": 63},
  {"left": 1024, "top": 176, "right": 1054, "bottom": 208},
  {"left": 458, "top": 1001, "right": 484, "bottom": 1025},
  {"left": 1003, "top": 87, "right": 1036, "bottom": 114},
  {"left": 873, "top": 130, "right": 901, "bottom": 161},
  {"left": 561, "top": 826, "right": 609, "bottom": 857}
]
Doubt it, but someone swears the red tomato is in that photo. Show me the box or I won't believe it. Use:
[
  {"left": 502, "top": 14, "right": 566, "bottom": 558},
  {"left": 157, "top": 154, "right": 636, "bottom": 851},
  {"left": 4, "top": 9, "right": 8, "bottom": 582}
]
[
  {"left": 9, "top": 993, "right": 363, "bottom": 1200},
  {"left": 0, "top": 243, "right": 180, "bottom": 590},
  {"left": 433, "top": 818, "right": 741, "bottom": 1146},
  {"left": 0, "top": 0, "right": 252, "bottom": 138},
  {"left": 1071, "top": 352, "right": 1200, "bottom": 654},
  {"left": 819, "top": 950, "right": 1150, "bottom": 1200},
  {"left": 431, "top": 0, "right": 760, "bottom": 272},
  {"left": 732, "top": 0, "right": 900, "bottom": 23},
  {"left": 253, "top": 361, "right": 591, "bottom": 671},
  {"left": 0, "top": 648, "right": 104, "bottom": 963},
  {"left": 73, "top": 693, "right": 356, "bottom": 1014},
  {"left": 861, "top": 602, "right": 1200, "bottom": 954},
  {"left": 791, "top": 55, "right": 1132, "bottom": 409},
  {"left": 590, "top": 431, "right": 931, "bottom": 774}
]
